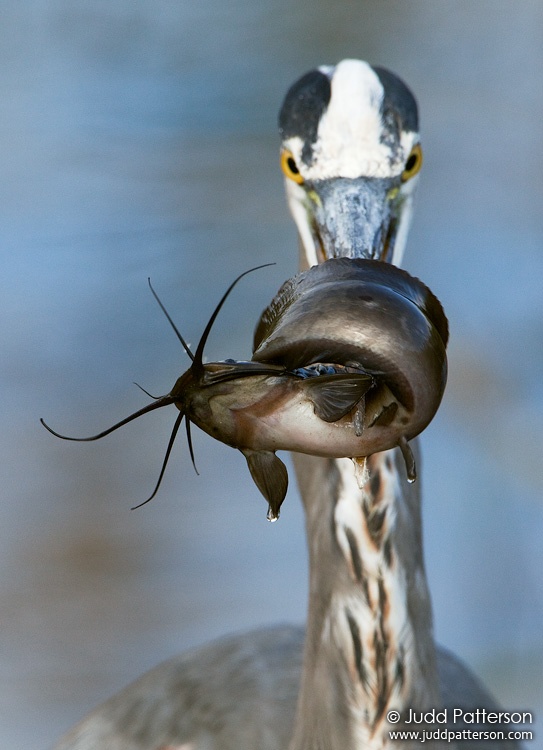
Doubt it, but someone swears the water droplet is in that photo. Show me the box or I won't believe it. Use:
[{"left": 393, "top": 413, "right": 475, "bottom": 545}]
[
  {"left": 398, "top": 436, "right": 417, "bottom": 483},
  {"left": 353, "top": 399, "right": 365, "bottom": 437},
  {"left": 267, "top": 505, "right": 279, "bottom": 522},
  {"left": 352, "top": 456, "right": 368, "bottom": 489}
]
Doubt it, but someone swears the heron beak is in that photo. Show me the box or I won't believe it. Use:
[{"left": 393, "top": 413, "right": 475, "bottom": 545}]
[{"left": 301, "top": 177, "right": 401, "bottom": 264}]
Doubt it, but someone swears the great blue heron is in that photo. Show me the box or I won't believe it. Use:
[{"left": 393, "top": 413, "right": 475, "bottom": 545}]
[{"left": 54, "top": 60, "right": 517, "bottom": 750}]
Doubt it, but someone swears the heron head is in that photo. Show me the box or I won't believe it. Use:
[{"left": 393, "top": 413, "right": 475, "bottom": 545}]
[{"left": 279, "top": 59, "right": 421, "bottom": 267}]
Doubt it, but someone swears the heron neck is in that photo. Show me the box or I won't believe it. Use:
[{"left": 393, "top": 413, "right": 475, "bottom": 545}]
[{"left": 289, "top": 448, "right": 440, "bottom": 750}]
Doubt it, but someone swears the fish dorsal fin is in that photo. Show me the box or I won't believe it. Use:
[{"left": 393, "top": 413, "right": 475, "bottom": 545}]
[
  {"left": 301, "top": 373, "right": 373, "bottom": 422},
  {"left": 242, "top": 450, "right": 288, "bottom": 521}
]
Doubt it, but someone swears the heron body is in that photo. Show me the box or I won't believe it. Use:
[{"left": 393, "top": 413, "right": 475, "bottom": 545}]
[{"left": 53, "top": 60, "right": 517, "bottom": 750}]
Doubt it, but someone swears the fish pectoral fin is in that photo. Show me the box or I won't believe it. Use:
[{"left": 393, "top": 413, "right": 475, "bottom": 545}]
[
  {"left": 242, "top": 450, "right": 289, "bottom": 522},
  {"left": 302, "top": 373, "right": 373, "bottom": 423}
]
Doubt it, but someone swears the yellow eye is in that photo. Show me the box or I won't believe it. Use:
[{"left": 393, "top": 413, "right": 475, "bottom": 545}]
[
  {"left": 280, "top": 149, "right": 304, "bottom": 184},
  {"left": 401, "top": 143, "right": 423, "bottom": 182}
]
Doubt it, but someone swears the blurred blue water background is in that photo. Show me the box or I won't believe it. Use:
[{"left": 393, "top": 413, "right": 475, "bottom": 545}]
[{"left": 1, "top": 2, "right": 542, "bottom": 746}]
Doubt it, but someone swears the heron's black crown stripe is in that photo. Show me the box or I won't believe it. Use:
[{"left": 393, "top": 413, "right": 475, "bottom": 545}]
[
  {"left": 278, "top": 69, "right": 331, "bottom": 164},
  {"left": 373, "top": 66, "right": 419, "bottom": 133}
]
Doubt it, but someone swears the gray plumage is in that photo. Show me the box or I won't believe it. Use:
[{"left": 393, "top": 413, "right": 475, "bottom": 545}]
[{"left": 53, "top": 626, "right": 516, "bottom": 750}]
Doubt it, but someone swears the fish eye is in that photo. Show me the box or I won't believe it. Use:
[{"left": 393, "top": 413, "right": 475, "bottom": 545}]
[
  {"left": 280, "top": 149, "right": 305, "bottom": 184},
  {"left": 401, "top": 143, "right": 423, "bottom": 182}
]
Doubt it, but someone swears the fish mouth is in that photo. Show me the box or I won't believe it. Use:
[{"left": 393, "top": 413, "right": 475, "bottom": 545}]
[{"left": 307, "top": 177, "right": 399, "bottom": 262}]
